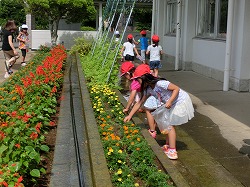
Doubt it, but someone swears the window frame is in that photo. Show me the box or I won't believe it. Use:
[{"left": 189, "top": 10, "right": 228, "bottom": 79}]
[
  {"left": 196, "top": 0, "right": 228, "bottom": 40},
  {"left": 165, "top": 0, "right": 178, "bottom": 36}
]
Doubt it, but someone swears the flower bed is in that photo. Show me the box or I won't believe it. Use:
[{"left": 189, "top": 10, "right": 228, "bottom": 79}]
[
  {"left": 0, "top": 45, "right": 67, "bottom": 186},
  {"left": 89, "top": 84, "right": 173, "bottom": 187}
]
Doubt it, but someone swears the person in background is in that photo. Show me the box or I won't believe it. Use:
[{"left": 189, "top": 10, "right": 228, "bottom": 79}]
[
  {"left": 121, "top": 62, "right": 150, "bottom": 113},
  {"left": 114, "top": 30, "right": 120, "bottom": 42},
  {"left": 17, "top": 24, "right": 29, "bottom": 66},
  {"left": 120, "top": 34, "right": 140, "bottom": 62},
  {"left": 134, "top": 30, "right": 150, "bottom": 64},
  {"left": 124, "top": 72, "right": 194, "bottom": 160},
  {"left": 146, "top": 35, "right": 163, "bottom": 77},
  {"left": 1, "top": 20, "right": 20, "bottom": 78}
]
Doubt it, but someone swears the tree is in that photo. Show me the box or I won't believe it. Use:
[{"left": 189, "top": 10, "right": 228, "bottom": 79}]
[
  {"left": 0, "top": 0, "right": 26, "bottom": 27},
  {"left": 24, "top": 0, "right": 96, "bottom": 45}
]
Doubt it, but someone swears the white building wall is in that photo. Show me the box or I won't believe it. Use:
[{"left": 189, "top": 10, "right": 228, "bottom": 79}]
[
  {"left": 240, "top": 1, "right": 250, "bottom": 80},
  {"left": 31, "top": 30, "right": 97, "bottom": 50},
  {"left": 157, "top": 0, "right": 250, "bottom": 91}
]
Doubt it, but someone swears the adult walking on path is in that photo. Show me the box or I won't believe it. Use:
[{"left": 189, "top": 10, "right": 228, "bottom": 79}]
[{"left": 1, "top": 20, "right": 20, "bottom": 78}]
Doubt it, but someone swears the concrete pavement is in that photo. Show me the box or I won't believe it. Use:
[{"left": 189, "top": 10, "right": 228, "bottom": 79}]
[
  {"left": 0, "top": 42, "right": 35, "bottom": 82},
  {"left": 158, "top": 58, "right": 250, "bottom": 186}
]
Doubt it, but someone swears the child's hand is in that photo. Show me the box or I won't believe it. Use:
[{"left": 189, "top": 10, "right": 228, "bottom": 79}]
[
  {"left": 165, "top": 100, "right": 172, "bottom": 109},
  {"left": 123, "top": 108, "right": 129, "bottom": 113},
  {"left": 124, "top": 115, "right": 131, "bottom": 122}
]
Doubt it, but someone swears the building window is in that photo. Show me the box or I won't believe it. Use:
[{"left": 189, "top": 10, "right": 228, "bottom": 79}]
[
  {"left": 196, "top": 0, "right": 228, "bottom": 39},
  {"left": 166, "top": 0, "right": 177, "bottom": 35}
]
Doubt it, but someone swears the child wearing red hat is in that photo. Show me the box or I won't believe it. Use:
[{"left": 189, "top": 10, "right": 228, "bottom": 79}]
[
  {"left": 134, "top": 30, "right": 150, "bottom": 64},
  {"left": 146, "top": 35, "right": 163, "bottom": 77},
  {"left": 120, "top": 34, "right": 140, "bottom": 62},
  {"left": 124, "top": 71, "right": 194, "bottom": 160},
  {"left": 120, "top": 62, "right": 147, "bottom": 113}
]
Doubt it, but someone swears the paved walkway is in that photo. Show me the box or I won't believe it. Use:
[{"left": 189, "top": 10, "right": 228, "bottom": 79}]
[{"left": 0, "top": 42, "right": 35, "bottom": 82}]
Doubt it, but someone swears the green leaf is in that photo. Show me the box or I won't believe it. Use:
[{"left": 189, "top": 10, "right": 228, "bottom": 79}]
[
  {"left": 40, "top": 167, "right": 46, "bottom": 174},
  {"left": 25, "top": 146, "right": 35, "bottom": 153},
  {"left": 8, "top": 161, "right": 21, "bottom": 172},
  {"left": 40, "top": 145, "right": 50, "bottom": 152},
  {"left": 30, "top": 169, "right": 40, "bottom": 177},
  {"left": 0, "top": 145, "right": 8, "bottom": 155}
]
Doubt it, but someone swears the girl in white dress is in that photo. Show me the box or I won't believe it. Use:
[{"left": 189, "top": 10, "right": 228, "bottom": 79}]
[{"left": 124, "top": 73, "right": 194, "bottom": 159}]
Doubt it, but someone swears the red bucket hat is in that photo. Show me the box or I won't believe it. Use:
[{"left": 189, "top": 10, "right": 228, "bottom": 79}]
[
  {"left": 140, "top": 30, "right": 146, "bottom": 35},
  {"left": 132, "top": 64, "right": 151, "bottom": 79},
  {"left": 152, "top": 35, "right": 160, "bottom": 42},
  {"left": 127, "top": 34, "right": 133, "bottom": 39},
  {"left": 120, "top": 61, "right": 135, "bottom": 76}
]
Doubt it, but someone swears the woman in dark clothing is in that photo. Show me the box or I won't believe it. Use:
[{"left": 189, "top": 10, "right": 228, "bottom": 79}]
[{"left": 2, "top": 20, "right": 20, "bottom": 78}]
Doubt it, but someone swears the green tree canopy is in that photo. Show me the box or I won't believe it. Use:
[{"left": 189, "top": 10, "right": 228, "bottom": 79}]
[
  {"left": 25, "top": 0, "right": 96, "bottom": 44},
  {"left": 0, "top": 0, "right": 26, "bottom": 28}
]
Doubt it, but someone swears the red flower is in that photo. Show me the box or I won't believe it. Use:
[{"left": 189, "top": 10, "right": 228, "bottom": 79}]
[
  {"left": 49, "top": 121, "right": 56, "bottom": 126},
  {"left": 51, "top": 86, "right": 57, "bottom": 93},
  {"left": 36, "top": 66, "right": 45, "bottom": 75},
  {"left": 15, "top": 85, "right": 24, "bottom": 98},
  {"left": 11, "top": 111, "right": 17, "bottom": 117},
  {"left": 22, "top": 113, "right": 32, "bottom": 123},
  {"left": 0, "top": 131, "right": 5, "bottom": 140},
  {"left": 15, "top": 144, "right": 21, "bottom": 149},
  {"left": 30, "top": 132, "right": 38, "bottom": 140},
  {"left": 2, "top": 181, "right": 8, "bottom": 187},
  {"left": 35, "top": 122, "right": 42, "bottom": 133},
  {"left": 17, "top": 176, "right": 23, "bottom": 183}
]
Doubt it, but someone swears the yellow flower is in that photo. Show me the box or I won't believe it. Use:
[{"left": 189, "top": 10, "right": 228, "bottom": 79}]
[
  {"left": 118, "top": 150, "right": 123, "bottom": 154},
  {"left": 108, "top": 147, "right": 114, "bottom": 152},
  {"left": 134, "top": 183, "right": 139, "bottom": 186},
  {"left": 118, "top": 160, "right": 122, "bottom": 163},
  {"left": 137, "top": 138, "right": 141, "bottom": 142},
  {"left": 117, "top": 169, "right": 122, "bottom": 174},
  {"left": 107, "top": 152, "right": 111, "bottom": 155},
  {"left": 117, "top": 178, "right": 122, "bottom": 182}
]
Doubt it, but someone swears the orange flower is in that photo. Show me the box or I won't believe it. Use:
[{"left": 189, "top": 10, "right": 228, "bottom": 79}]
[{"left": 136, "top": 148, "right": 140, "bottom": 151}]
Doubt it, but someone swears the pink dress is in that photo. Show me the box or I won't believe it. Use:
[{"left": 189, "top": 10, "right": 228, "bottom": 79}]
[{"left": 130, "top": 79, "right": 141, "bottom": 102}]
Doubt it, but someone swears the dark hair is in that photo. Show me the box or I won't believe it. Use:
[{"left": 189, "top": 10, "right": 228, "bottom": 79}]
[
  {"left": 140, "top": 73, "right": 166, "bottom": 95},
  {"left": 141, "top": 34, "right": 146, "bottom": 37},
  {"left": 4, "top": 20, "right": 17, "bottom": 31},
  {"left": 128, "top": 38, "right": 133, "bottom": 43},
  {"left": 152, "top": 41, "right": 159, "bottom": 47},
  {"left": 127, "top": 67, "right": 136, "bottom": 77}
]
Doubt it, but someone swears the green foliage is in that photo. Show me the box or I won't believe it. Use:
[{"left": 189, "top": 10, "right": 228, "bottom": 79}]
[
  {"left": 89, "top": 85, "right": 174, "bottom": 187},
  {"left": 70, "top": 36, "right": 92, "bottom": 56},
  {"left": 81, "top": 26, "right": 96, "bottom": 31},
  {"left": 0, "top": 45, "right": 67, "bottom": 185},
  {"left": 0, "top": 0, "right": 26, "bottom": 27},
  {"left": 76, "top": 37, "right": 121, "bottom": 89}
]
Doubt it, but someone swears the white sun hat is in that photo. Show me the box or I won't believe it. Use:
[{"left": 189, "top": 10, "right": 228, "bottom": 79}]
[{"left": 21, "top": 24, "right": 28, "bottom": 29}]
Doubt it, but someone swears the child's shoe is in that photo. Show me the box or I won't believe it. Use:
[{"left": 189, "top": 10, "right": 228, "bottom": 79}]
[
  {"left": 166, "top": 149, "right": 178, "bottom": 160},
  {"left": 148, "top": 129, "right": 157, "bottom": 138},
  {"left": 21, "top": 62, "right": 27, "bottom": 66},
  {"left": 4, "top": 72, "right": 10, "bottom": 79},
  {"left": 161, "top": 145, "right": 169, "bottom": 154}
]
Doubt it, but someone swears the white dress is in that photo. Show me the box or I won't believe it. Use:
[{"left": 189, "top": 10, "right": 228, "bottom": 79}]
[{"left": 146, "top": 80, "right": 194, "bottom": 133}]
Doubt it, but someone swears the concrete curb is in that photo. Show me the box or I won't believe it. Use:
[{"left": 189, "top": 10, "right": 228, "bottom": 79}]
[{"left": 76, "top": 55, "right": 113, "bottom": 187}]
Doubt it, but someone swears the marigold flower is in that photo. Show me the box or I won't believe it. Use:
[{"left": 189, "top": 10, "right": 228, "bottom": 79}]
[
  {"left": 117, "top": 178, "right": 122, "bottom": 182},
  {"left": 118, "top": 150, "right": 123, "bottom": 154},
  {"left": 134, "top": 183, "right": 140, "bottom": 186},
  {"left": 117, "top": 169, "right": 122, "bottom": 174},
  {"left": 136, "top": 148, "right": 140, "bottom": 151}
]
